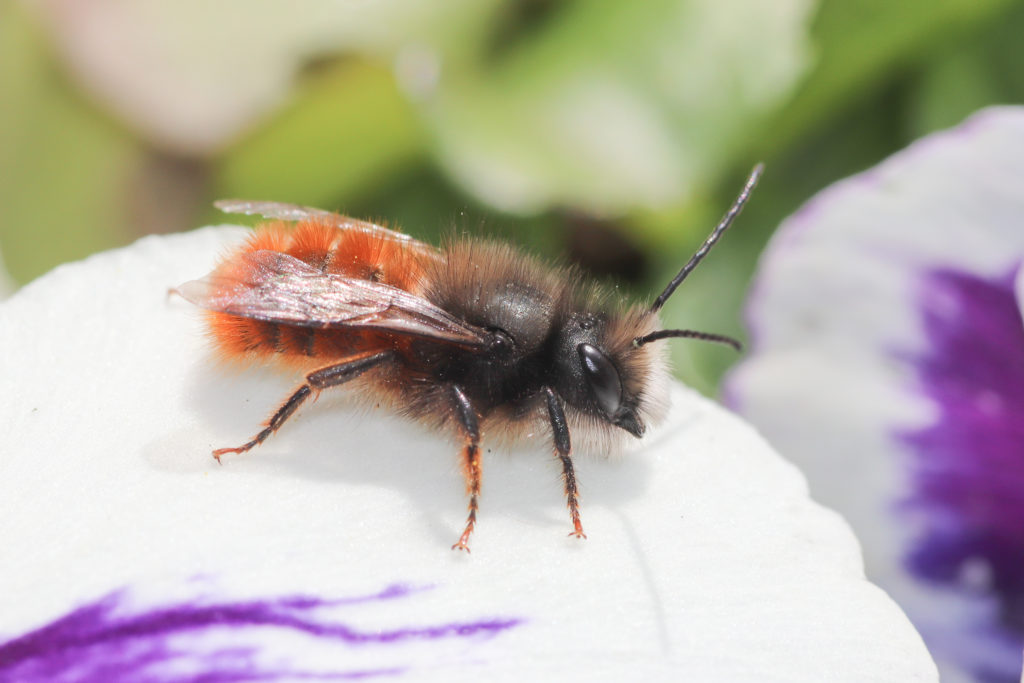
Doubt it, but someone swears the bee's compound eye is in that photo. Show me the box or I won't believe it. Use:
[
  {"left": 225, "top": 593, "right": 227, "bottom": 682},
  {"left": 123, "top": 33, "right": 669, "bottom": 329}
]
[{"left": 577, "top": 343, "right": 622, "bottom": 416}]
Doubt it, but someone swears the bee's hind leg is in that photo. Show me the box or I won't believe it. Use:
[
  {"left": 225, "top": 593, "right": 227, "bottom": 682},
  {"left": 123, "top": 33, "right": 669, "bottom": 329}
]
[{"left": 213, "top": 350, "right": 393, "bottom": 462}]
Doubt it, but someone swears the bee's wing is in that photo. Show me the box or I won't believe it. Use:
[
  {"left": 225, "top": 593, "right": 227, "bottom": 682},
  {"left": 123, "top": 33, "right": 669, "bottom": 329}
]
[
  {"left": 176, "top": 250, "right": 489, "bottom": 347},
  {"left": 214, "top": 199, "right": 437, "bottom": 255}
]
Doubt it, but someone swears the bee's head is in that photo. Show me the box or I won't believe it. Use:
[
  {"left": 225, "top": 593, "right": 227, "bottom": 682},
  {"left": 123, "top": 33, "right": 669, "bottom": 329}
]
[
  {"left": 553, "top": 164, "right": 762, "bottom": 440},
  {"left": 552, "top": 309, "right": 666, "bottom": 439}
]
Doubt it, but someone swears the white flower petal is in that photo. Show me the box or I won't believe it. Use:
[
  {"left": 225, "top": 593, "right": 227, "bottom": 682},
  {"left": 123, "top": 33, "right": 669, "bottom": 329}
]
[{"left": 0, "top": 228, "right": 935, "bottom": 681}]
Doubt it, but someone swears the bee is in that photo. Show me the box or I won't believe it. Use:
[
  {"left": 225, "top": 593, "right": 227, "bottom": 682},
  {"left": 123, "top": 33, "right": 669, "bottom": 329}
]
[{"left": 175, "top": 165, "right": 763, "bottom": 551}]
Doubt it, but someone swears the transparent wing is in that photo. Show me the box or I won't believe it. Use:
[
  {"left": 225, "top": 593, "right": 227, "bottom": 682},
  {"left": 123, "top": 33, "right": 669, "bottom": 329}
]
[
  {"left": 175, "top": 250, "right": 488, "bottom": 347},
  {"left": 214, "top": 199, "right": 438, "bottom": 255}
]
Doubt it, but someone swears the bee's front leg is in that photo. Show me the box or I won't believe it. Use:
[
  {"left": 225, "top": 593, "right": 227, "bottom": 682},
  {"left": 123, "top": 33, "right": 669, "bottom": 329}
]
[{"left": 543, "top": 387, "right": 586, "bottom": 540}]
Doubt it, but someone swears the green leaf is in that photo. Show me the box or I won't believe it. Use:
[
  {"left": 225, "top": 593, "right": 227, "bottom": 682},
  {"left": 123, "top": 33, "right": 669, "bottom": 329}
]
[
  {"left": 756, "top": 0, "right": 1018, "bottom": 156},
  {"left": 428, "top": 0, "right": 816, "bottom": 216},
  {"left": 214, "top": 61, "right": 427, "bottom": 214}
]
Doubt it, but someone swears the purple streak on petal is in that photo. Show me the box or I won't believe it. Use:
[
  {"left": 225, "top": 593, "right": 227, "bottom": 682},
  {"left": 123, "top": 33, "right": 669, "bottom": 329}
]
[
  {"left": 0, "top": 584, "right": 522, "bottom": 682},
  {"left": 898, "top": 267, "right": 1024, "bottom": 682}
]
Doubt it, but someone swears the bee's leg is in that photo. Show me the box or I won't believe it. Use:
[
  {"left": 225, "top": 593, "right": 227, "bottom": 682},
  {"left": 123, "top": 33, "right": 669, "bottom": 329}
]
[
  {"left": 543, "top": 387, "right": 586, "bottom": 539},
  {"left": 450, "top": 385, "right": 482, "bottom": 552},
  {"left": 212, "top": 350, "right": 393, "bottom": 462}
]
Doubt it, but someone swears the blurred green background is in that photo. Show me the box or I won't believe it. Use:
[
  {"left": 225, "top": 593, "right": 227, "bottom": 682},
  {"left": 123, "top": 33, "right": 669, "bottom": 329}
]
[{"left": 2, "top": 0, "right": 1023, "bottom": 393}]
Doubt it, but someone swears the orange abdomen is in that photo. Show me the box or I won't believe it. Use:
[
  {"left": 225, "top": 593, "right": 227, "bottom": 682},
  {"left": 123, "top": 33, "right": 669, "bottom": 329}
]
[{"left": 206, "top": 220, "right": 429, "bottom": 367}]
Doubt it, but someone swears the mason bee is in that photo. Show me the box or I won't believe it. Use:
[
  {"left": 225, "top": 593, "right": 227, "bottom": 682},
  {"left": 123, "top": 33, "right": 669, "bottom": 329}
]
[{"left": 175, "top": 165, "right": 762, "bottom": 551}]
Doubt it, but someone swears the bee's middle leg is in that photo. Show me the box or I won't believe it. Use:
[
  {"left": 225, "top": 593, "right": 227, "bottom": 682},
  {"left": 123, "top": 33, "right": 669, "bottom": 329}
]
[{"left": 450, "top": 385, "right": 482, "bottom": 552}]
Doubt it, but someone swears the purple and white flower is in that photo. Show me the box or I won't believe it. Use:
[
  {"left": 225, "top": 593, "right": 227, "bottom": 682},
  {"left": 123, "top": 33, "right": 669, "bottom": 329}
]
[
  {"left": 0, "top": 208, "right": 935, "bottom": 679},
  {"left": 726, "top": 106, "right": 1024, "bottom": 683}
]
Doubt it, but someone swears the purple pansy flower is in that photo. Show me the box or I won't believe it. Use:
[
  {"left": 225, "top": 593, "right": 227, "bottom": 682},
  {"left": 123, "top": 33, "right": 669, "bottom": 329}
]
[{"left": 726, "top": 106, "right": 1024, "bottom": 683}]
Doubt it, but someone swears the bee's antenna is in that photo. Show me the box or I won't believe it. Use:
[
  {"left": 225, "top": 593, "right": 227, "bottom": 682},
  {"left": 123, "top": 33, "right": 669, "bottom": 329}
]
[
  {"left": 633, "top": 329, "right": 742, "bottom": 351},
  {"left": 649, "top": 163, "right": 764, "bottom": 313}
]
